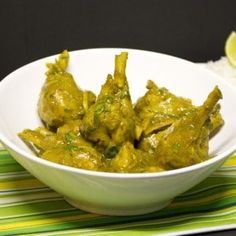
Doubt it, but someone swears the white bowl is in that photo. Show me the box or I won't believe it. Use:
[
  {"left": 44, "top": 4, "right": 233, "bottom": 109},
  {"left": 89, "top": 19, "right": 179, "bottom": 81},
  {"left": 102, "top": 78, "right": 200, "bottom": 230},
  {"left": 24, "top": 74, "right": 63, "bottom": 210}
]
[{"left": 0, "top": 48, "right": 236, "bottom": 216}]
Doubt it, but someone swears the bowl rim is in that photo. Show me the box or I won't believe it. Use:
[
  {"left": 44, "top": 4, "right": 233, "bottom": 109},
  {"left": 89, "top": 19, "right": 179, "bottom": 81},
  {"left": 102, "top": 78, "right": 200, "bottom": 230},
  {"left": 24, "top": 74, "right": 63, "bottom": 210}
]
[{"left": 1, "top": 47, "right": 236, "bottom": 179}]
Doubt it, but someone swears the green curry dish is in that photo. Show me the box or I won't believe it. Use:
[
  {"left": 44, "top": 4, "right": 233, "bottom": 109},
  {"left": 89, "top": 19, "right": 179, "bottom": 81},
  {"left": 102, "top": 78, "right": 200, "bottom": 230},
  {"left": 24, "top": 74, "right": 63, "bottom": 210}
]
[
  {"left": 80, "top": 52, "right": 137, "bottom": 149},
  {"left": 19, "top": 51, "right": 224, "bottom": 173},
  {"left": 38, "top": 50, "right": 96, "bottom": 128}
]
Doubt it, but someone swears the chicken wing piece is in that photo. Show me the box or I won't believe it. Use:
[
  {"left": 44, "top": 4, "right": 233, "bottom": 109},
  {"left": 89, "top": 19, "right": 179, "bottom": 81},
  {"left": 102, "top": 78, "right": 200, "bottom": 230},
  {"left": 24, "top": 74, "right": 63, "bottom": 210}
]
[
  {"left": 18, "top": 120, "right": 104, "bottom": 171},
  {"left": 38, "top": 50, "right": 96, "bottom": 128},
  {"left": 18, "top": 127, "right": 60, "bottom": 154},
  {"left": 152, "top": 86, "right": 222, "bottom": 170},
  {"left": 80, "top": 52, "right": 137, "bottom": 157}
]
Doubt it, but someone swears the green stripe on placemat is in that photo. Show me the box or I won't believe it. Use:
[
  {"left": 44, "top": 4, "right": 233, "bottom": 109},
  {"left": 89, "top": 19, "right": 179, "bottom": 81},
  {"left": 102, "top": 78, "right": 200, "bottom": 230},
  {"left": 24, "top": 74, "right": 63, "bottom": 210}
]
[{"left": 0, "top": 148, "right": 235, "bottom": 235}]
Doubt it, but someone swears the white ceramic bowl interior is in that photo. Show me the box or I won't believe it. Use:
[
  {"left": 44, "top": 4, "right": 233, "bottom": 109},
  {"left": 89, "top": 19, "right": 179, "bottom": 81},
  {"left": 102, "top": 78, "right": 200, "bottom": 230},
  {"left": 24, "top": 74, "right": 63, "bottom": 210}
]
[{"left": 0, "top": 48, "right": 236, "bottom": 216}]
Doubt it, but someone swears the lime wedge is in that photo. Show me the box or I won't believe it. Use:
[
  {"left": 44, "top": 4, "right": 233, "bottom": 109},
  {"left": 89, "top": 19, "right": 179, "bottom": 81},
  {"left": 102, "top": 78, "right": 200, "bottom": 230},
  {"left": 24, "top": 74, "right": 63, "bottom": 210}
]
[{"left": 225, "top": 31, "right": 236, "bottom": 67}]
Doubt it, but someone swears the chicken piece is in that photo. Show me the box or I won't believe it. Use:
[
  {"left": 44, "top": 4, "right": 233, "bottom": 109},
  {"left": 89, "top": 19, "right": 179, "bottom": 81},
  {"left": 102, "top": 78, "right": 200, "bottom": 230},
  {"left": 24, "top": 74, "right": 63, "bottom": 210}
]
[
  {"left": 135, "top": 80, "right": 195, "bottom": 136},
  {"left": 38, "top": 50, "right": 96, "bottom": 128},
  {"left": 80, "top": 52, "right": 137, "bottom": 157},
  {"left": 42, "top": 145, "right": 104, "bottom": 171},
  {"left": 110, "top": 142, "right": 163, "bottom": 173},
  {"left": 18, "top": 120, "right": 104, "bottom": 171},
  {"left": 138, "top": 130, "right": 168, "bottom": 155},
  {"left": 18, "top": 127, "right": 60, "bottom": 154},
  {"left": 209, "top": 104, "right": 224, "bottom": 136},
  {"left": 151, "top": 86, "right": 222, "bottom": 170}
]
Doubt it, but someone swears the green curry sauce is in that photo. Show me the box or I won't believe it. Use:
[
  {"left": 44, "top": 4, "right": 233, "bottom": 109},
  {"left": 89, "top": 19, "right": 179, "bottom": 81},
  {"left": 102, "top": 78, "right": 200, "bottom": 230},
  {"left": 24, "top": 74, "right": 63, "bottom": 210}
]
[{"left": 18, "top": 51, "right": 224, "bottom": 173}]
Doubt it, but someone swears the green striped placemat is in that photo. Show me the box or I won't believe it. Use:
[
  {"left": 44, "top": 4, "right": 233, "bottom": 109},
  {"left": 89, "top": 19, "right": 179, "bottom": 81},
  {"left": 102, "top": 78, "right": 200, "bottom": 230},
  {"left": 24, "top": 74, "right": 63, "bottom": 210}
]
[{"left": 0, "top": 147, "right": 235, "bottom": 236}]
